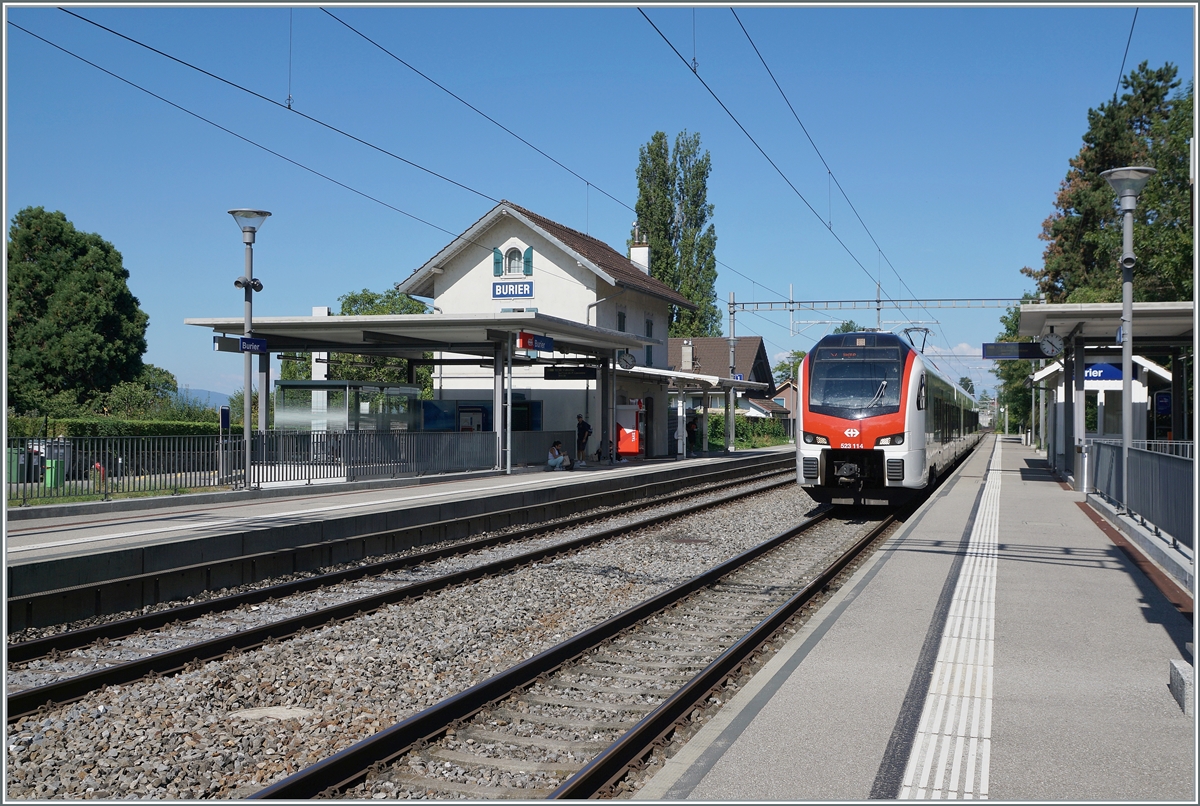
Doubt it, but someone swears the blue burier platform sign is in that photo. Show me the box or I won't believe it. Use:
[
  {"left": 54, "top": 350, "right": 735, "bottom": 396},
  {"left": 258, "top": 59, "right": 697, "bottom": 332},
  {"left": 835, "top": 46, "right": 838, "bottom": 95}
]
[
  {"left": 1083, "top": 362, "right": 1122, "bottom": 380},
  {"left": 494, "top": 281, "right": 534, "bottom": 299},
  {"left": 240, "top": 337, "right": 269, "bottom": 354},
  {"left": 517, "top": 331, "right": 554, "bottom": 352}
]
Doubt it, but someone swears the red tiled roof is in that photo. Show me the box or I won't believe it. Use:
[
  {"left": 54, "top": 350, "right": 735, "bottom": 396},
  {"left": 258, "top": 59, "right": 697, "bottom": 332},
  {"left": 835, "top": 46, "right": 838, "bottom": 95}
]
[
  {"left": 667, "top": 336, "right": 776, "bottom": 394},
  {"left": 505, "top": 202, "right": 695, "bottom": 310}
]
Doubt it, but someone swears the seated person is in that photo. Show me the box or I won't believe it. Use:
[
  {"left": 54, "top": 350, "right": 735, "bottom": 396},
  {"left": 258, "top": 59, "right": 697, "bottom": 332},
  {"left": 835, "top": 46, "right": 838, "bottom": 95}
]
[{"left": 547, "top": 440, "right": 572, "bottom": 470}]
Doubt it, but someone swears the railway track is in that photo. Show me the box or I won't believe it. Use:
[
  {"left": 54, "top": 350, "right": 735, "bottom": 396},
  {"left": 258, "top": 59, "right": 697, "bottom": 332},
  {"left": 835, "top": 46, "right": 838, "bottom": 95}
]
[
  {"left": 252, "top": 510, "right": 898, "bottom": 799},
  {"left": 6, "top": 468, "right": 798, "bottom": 721}
]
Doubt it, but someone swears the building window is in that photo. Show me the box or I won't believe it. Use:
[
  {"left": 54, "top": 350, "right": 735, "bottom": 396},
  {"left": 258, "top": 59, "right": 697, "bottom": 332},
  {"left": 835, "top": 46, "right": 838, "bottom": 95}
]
[
  {"left": 505, "top": 248, "right": 523, "bottom": 275},
  {"left": 617, "top": 311, "right": 626, "bottom": 332},
  {"left": 645, "top": 318, "right": 653, "bottom": 339},
  {"left": 645, "top": 345, "right": 653, "bottom": 367}
]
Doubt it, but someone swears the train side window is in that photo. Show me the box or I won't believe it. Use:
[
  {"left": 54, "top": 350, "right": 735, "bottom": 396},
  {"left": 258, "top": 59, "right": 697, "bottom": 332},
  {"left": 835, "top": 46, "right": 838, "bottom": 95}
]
[{"left": 917, "top": 375, "right": 926, "bottom": 410}]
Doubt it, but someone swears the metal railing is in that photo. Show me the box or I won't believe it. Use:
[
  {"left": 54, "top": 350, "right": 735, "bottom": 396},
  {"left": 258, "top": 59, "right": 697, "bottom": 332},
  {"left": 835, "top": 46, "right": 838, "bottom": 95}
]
[
  {"left": 1087, "top": 439, "right": 1193, "bottom": 550},
  {"left": 6, "top": 436, "right": 226, "bottom": 505},
  {"left": 510, "top": 431, "right": 575, "bottom": 467},
  {"left": 7, "top": 431, "right": 507, "bottom": 504}
]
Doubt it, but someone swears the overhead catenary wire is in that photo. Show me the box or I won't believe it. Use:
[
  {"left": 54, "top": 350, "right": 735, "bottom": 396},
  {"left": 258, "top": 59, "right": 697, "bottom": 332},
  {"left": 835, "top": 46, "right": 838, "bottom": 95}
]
[
  {"left": 61, "top": 7, "right": 771, "bottom": 306},
  {"left": 319, "top": 7, "right": 633, "bottom": 216},
  {"left": 729, "top": 8, "right": 986, "bottom": 385},
  {"left": 638, "top": 8, "right": 918, "bottom": 327},
  {"left": 1114, "top": 7, "right": 1140, "bottom": 102},
  {"left": 6, "top": 21, "right": 504, "bottom": 263},
  {"left": 324, "top": 7, "right": 784, "bottom": 303},
  {"left": 59, "top": 7, "right": 500, "bottom": 205}
]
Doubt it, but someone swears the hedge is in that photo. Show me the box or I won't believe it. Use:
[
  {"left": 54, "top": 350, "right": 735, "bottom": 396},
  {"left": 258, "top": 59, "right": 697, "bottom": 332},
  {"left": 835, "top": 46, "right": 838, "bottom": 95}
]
[
  {"left": 7, "top": 417, "right": 220, "bottom": 438},
  {"left": 706, "top": 413, "right": 787, "bottom": 449}
]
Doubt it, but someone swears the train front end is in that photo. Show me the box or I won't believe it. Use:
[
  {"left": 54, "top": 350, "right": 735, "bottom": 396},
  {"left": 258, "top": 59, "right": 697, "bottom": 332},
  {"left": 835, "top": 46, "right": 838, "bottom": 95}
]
[{"left": 797, "top": 332, "right": 926, "bottom": 506}]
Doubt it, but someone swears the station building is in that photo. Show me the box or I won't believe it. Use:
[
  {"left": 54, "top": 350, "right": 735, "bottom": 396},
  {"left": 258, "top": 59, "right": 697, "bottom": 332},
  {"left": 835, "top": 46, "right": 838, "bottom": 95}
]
[
  {"left": 395, "top": 201, "right": 695, "bottom": 459},
  {"left": 189, "top": 201, "right": 770, "bottom": 468}
]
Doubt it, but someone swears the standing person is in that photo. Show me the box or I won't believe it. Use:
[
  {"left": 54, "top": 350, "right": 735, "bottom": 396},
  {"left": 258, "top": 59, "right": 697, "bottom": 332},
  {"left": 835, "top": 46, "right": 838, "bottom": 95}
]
[
  {"left": 686, "top": 419, "right": 698, "bottom": 454},
  {"left": 548, "top": 440, "right": 572, "bottom": 471},
  {"left": 575, "top": 414, "right": 592, "bottom": 466}
]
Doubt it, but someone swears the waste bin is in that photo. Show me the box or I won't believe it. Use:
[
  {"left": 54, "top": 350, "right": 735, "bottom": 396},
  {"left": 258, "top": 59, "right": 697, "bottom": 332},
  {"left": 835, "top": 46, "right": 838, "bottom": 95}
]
[
  {"left": 44, "top": 459, "right": 64, "bottom": 488},
  {"left": 7, "top": 448, "right": 20, "bottom": 484}
]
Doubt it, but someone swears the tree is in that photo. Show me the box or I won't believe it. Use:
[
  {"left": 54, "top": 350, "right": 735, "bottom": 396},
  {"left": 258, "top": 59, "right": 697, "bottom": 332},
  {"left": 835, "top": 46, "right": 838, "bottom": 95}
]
[
  {"left": 7, "top": 207, "right": 149, "bottom": 413},
  {"left": 631, "top": 130, "right": 721, "bottom": 337},
  {"left": 278, "top": 284, "right": 433, "bottom": 396},
  {"left": 1022, "top": 64, "right": 1193, "bottom": 303},
  {"left": 958, "top": 377, "right": 975, "bottom": 395},
  {"left": 772, "top": 350, "right": 807, "bottom": 384},
  {"left": 990, "top": 303, "right": 1035, "bottom": 433},
  {"left": 833, "top": 320, "right": 864, "bottom": 333}
]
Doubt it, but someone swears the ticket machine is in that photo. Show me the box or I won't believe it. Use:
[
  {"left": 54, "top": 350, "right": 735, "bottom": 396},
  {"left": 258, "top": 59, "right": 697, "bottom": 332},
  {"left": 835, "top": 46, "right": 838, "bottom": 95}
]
[{"left": 616, "top": 399, "right": 645, "bottom": 457}]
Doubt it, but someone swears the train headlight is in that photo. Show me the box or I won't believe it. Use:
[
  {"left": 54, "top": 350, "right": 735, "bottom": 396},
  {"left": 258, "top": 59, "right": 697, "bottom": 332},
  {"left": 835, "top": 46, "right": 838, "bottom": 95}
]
[
  {"left": 803, "top": 432, "right": 829, "bottom": 445},
  {"left": 875, "top": 433, "right": 905, "bottom": 446}
]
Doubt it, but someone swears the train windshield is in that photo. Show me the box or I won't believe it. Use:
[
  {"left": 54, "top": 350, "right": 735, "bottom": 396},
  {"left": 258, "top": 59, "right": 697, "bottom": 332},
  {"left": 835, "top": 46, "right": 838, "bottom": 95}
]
[{"left": 809, "top": 346, "right": 904, "bottom": 417}]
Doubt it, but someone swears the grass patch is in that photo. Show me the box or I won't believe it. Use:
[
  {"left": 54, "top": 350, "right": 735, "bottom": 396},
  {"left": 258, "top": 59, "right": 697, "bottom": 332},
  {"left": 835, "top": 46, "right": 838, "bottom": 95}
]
[{"left": 8, "top": 486, "right": 231, "bottom": 508}]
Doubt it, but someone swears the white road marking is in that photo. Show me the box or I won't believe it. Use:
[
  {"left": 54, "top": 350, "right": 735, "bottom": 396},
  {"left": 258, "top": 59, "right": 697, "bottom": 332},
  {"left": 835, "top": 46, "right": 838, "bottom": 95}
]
[
  {"left": 6, "top": 467, "right": 650, "bottom": 553},
  {"left": 900, "top": 437, "right": 1000, "bottom": 800}
]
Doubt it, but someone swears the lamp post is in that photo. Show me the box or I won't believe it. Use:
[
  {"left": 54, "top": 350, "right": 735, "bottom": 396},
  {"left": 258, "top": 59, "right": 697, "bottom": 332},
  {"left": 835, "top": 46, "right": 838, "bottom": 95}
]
[
  {"left": 229, "top": 209, "right": 271, "bottom": 489},
  {"left": 1100, "top": 167, "right": 1156, "bottom": 512}
]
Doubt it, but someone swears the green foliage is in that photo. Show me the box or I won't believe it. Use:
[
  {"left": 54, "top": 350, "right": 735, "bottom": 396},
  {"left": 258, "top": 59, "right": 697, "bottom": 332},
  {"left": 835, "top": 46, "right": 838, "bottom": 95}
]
[
  {"left": 277, "top": 284, "right": 433, "bottom": 399},
  {"left": 227, "top": 389, "right": 272, "bottom": 428},
  {"left": 706, "top": 412, "right": 788, "bottom": 449},
  {"left": 1022, "top": 65, "right": 1192, "bottom": 303},
  {"left": 88, "top": 365, "right": 218, "bottom": 422},
  {"left": 772, "top": 350, "right": 807, "bottom": 384},
  {"left": 6, "top": 416, "right": 218, "bottom": 437},
  {"left": 631, "top": 131, "right": 721, "bottom": 337},
  {"left": 833, "top": 320, "right": 864, "bottom": 333},
  {"left": 7, "top": 207, "right": 150, "bottom": 414},
  {"left": 958, "top": 377, "right": 975, "bottom": 395},
  {"left": 990, "top": 302, "right": 1036, "bottom": 433}
]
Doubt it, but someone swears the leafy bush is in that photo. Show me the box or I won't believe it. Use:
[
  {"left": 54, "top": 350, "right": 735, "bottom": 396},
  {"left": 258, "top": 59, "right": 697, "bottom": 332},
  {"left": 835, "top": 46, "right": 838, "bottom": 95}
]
[
  {"left": 706, "top": 412, "right": 788, "bottom": 449},
  {"left": 7, "top": 416, "right": 219, "bottom": 437}
]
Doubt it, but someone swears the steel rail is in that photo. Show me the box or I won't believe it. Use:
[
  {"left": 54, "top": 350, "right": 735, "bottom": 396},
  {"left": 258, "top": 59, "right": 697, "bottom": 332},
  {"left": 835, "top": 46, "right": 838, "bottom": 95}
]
[
  {"left": 249, "top": 511, "right": 833, "bottom": 799},
  {"left": 9, "top": 461, "right": 792, "bottom": 663},
  {"left": 549, "top": 512, "right": 898, "bottom": 798},
  {"left": 7, "top": 475, "right": 796, "bottom": 722}
]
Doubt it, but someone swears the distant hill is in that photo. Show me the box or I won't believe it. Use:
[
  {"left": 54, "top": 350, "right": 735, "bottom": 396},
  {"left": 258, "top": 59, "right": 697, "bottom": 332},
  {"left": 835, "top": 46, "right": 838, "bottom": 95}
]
[{"left": 177, "top": 388, "right": 230, "bottom": 410}]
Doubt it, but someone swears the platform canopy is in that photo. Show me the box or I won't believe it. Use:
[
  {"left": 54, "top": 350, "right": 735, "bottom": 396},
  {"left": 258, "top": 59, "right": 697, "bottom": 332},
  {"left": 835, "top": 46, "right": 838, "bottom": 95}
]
[
  {"left": 1018, "top": 300, "right": 1194, "bottom": 347},
  {"left": 617, "top": 364, "right": 770, "bottom": 392},
  {"left": 185, "top": 311, "right": 652, "bottom": 359}
]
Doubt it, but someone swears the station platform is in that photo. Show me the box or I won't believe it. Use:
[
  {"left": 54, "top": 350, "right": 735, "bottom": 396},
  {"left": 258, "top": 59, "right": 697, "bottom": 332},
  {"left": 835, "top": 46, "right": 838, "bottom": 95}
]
[
  {"left": 638, "top": 435, "right": 1196, "bottom": 801},
  {"left": 4, "top": 447, "right": 795, "bottom": 628}
]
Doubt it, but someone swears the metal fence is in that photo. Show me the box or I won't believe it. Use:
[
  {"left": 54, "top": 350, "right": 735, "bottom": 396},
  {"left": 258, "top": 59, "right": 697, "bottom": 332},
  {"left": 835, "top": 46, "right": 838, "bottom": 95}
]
[
  {"left": 510, "top": 431, "right": 575, "bottom": 467},
  {"left": 1087, "top": 439, "right": 1193, "bottom": 549},
  {"left": 7, "top": 430, "right": 506, "bottom": 504}
]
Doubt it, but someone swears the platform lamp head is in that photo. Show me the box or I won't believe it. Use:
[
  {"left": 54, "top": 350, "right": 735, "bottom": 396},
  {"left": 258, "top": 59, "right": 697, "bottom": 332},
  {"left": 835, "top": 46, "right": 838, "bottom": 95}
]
[
  {"left": 228, "top": 208, "right": 271, "bottom": 244},
  {"left": 1100, "top": 167, "right": 1155, "bottom": 269}
]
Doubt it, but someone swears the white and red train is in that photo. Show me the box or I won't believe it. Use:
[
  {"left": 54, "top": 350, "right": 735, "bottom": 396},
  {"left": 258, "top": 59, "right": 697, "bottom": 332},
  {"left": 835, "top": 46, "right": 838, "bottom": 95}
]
[{"left": 797, "top": 331, "right": 983, "bottom": 506}]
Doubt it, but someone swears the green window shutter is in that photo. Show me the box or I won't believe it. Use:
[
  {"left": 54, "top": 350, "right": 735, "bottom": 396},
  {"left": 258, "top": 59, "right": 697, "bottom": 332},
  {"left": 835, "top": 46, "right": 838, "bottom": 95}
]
[
  {"left": 523, "top": 246, "right": 533, "bottom": 276},
  {"left": 493, "top": 248, "right": 503, "bottom": 276}
]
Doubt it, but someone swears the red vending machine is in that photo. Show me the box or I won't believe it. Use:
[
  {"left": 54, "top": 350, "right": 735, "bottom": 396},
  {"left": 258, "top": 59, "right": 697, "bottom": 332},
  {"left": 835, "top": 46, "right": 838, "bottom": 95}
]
[{"left": 615, "top": 400, "right": 644, "bottom": 458}]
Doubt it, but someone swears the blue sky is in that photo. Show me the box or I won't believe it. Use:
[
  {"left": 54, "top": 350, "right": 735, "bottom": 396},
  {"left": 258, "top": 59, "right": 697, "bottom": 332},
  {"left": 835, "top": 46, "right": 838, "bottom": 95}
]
[{"left": 5, "top": 4, "right": 1195, "bottom": 398}]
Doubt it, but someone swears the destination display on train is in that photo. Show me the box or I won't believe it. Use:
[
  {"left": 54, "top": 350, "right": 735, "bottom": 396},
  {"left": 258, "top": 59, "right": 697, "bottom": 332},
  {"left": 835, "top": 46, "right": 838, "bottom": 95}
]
[{"left": 815, "top": 347, "right": 901, "bottom": 361}]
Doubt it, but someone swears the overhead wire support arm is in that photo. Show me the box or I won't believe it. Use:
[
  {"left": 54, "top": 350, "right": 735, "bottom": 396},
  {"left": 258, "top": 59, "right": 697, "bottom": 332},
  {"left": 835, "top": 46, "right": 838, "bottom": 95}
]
[{"left": 730, "top": 298, "right": 1026, "bottom": 313}]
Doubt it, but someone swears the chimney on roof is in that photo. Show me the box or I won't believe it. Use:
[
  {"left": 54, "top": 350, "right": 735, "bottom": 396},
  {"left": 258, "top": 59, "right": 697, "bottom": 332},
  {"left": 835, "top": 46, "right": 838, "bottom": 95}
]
[
  {"left": 682, "top": 339, "right": 693, "bottom": 372},
  {"left": 629, "top": 221, "right": 650, "bottom": 275}
]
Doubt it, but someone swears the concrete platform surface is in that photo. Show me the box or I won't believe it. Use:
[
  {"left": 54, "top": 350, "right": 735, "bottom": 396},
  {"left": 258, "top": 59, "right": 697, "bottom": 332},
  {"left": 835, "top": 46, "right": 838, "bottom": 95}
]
[
  {"left": 4, "top": 448, "right": 790, "bottom": 566},
  {"left": 638, "top": 435, "right": 1195, "bottom": 802}
]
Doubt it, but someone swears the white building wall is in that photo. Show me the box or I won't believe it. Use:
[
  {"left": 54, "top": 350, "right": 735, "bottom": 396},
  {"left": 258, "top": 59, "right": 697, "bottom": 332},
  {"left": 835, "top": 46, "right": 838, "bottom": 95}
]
[{"left": 423, "top": 216, "right": 672, "bottom": 456}]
